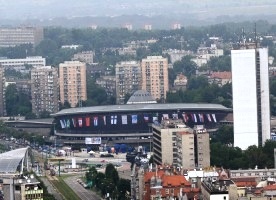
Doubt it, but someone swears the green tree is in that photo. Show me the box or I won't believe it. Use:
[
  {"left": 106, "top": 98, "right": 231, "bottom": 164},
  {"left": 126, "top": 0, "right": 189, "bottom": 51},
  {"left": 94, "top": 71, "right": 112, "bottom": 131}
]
[
  {"left": 117, "top": 179, "right": 131, "bottom": 200},
  {"left": 105, "top": 163, "right": 119, "bottom": 185}
]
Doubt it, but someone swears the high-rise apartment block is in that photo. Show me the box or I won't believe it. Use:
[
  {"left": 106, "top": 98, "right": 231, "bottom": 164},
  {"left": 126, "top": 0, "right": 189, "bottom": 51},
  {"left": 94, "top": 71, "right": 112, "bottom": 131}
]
[
  {"left": 152, "top": 120, "right": 210, "bottom": 169},
  {"left": 115, "top": 61, "right": 141, "bottom": 104},
  {"left": 0, "top": 27, "right": 43, "bottom": 47},
  {"left": 31, "top": 66, "right": 59, "bottom": 116},
  {"left": 141, "top": 56, "right": 169, "bottom": 101},
  {"left": 0, "top": 68, "right": 6, "bottom": 116},
  {"left": 231, "top": 47, "right": 270, "bottom": 149},
  {"left": 59, "top": 61, "right": 87, "bottom": 108}
]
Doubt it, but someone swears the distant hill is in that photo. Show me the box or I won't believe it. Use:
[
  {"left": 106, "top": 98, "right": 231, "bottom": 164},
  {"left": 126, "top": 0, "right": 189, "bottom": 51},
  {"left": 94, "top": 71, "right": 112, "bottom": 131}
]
[{"left": 1, "top": 0, "right": 276, "bottom": 28}]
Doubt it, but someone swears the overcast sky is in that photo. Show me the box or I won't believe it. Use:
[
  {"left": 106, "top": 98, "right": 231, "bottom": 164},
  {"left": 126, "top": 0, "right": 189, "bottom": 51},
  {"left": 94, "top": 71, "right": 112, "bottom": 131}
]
[{"left": 0, "top": 0, "right": 276, "bottom": 20}]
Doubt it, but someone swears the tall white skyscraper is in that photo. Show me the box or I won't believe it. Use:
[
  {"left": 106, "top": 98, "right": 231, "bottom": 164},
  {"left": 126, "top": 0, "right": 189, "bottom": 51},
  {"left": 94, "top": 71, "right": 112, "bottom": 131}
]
[{"left": 231, "top": 47, "right": 270, "bottom": 150}]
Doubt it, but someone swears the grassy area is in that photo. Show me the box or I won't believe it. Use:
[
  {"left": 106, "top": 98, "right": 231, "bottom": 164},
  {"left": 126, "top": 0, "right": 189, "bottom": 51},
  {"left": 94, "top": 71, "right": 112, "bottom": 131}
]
[{"left": 50, "top": 177, "right": 81, "bottom": 200}]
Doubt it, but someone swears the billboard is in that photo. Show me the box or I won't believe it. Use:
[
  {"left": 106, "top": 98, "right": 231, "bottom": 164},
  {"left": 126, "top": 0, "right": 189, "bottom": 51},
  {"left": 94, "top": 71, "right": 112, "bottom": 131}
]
[{"left": 85, "top": 137, "right": 101, "bottom": 144}]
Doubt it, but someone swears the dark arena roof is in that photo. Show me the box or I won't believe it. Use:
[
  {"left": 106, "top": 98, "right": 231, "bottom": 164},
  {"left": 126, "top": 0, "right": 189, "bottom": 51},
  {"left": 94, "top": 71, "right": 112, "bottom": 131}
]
[
  {"left": 52, "top": 103, "right": 231, "bottom": 145},
  {"left": 127, "top": 90, "right": 157, "bottom": 104},
  {"left": 53, "top": 103, "right": 230, "bottom": 117}
]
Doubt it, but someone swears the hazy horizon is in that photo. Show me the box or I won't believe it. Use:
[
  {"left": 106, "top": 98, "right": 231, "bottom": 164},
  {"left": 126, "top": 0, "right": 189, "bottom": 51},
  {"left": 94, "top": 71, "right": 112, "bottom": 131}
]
[{"left": 1, "top": 1, "right": 276, "bottom": 28}]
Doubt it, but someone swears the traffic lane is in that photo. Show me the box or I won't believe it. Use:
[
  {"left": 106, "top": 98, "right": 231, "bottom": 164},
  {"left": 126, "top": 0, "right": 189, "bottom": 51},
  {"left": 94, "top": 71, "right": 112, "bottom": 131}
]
[{"left": 64, "top": 176, "right": 101, "bottom": 200}]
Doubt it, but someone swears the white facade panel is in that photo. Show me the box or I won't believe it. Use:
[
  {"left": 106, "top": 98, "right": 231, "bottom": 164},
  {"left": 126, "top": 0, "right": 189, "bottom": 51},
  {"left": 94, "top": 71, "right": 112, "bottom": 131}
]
[
  {"left": 231, "top": 49, "right": 258, "bottom": 149},
  {"left": 210, "top": 194, "right": 229, "bottom": 200},
  {"left": 259, "top": 48, "right": 271, "bottom": 144}
]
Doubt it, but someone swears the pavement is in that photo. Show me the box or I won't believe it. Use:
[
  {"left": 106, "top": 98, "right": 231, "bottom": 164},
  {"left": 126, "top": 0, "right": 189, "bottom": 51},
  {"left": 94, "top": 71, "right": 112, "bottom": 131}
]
[{"left": 64, "top": 175, "right": 101, "bottom": 200}]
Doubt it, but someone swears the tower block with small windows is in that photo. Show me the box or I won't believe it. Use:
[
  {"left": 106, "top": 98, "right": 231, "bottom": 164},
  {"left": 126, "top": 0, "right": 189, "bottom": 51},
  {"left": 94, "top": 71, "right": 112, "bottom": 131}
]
[{"left": 152, "top": 119, "right": 210, "bottom": 169}]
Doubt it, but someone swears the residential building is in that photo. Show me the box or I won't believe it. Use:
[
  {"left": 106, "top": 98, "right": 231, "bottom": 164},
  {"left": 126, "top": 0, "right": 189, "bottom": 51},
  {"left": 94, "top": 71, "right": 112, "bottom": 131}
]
[
  {"left": 117, "top": 47, "right": 136, "bottom": 56},
  {"left": 208, "top": 71, "right": 232, "bottom": 86},
  {"left": 0, "top": 56, "right": 46, "bottom": 72},
  {"left": 143, "top": 166, "right": 200, "bottom": 200},
  {"left": 0, "top": 68, "right": 5, "bottom": 116},
  {"left": 31, "top": 66, "right": 59, "bottom": 116},
  {"left": 176, "top": 125, "right": 210, "bottom": 169},
  {"left": 59, "top": 61, "right": 87, "bottom": 107},
  {"left": 172, "top": 23, "right": 181, "bottom": 30},
  {"left": 96, "top": 75, "right": 116, "bottom": 97},
  {"left": 124, "top": 23, "right": 133, "bottom": 30},
  {"left": 141, "top": 56, "right": 169, "bottom": 101},
  {"left": 144, "top": 24, "right": 152, "bottom": 30},
  {"left": 174, "top": 73, "right": 188, "bottom": 91},
  {"left": 152, "top": 119, "right": 210, "bottom": 168},
  {"left": 5, "top": 78, "right": 31, "bottom": 98},
  {"left": 162, "top": 49, "right": 192, "bottom": 64},
  {"left": 231, "top": 47, "right": 270, "bottom": 149},
  {"left": 72, "top": 51, "right": 94, "bottom": 65},
  {"left": 201, "top": 178, "right": 235, "bottom": 200},
  {"left": 0, "top": 27, "right": 43, "bottom": 47},
  {"left": 115, "top": 61, "right": 141, "bottom": 104}
]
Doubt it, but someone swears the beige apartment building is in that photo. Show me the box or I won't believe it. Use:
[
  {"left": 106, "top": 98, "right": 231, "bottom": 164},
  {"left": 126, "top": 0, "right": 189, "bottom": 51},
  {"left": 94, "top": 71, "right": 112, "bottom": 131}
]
[
  {"left": 176, "top": 127, "right": 210, "bottom": 169},
  {"left": 0, "top": 27, "right": 43, "bottom": 47},
  {"left": 115, "top": 61, "right": 141, "bottom": 104},
  {"left": 141, "top": 56, "right": 169, "bottom": 101},
  {"left": 31, "top": 66, "right": 59, "bottom": 116},
  {"left": 152, "top": 120, "right": 210, "bottom": 169},
  {"left": 59, "top": 61, "right": 87, "bottom": 108},
  {"left": 152, "top": 119, "right": 193, "bottom": 166}
]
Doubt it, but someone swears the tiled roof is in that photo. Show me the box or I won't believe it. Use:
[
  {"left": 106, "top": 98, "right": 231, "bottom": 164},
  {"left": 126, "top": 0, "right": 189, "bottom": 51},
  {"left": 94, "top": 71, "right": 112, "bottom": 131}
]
[
  {"left": 162, "top": 175, "right": 191, "bottom": 187},
  {"left": 232, "top": 177, "right": 257, "bottom": 187},
  {"left": 263, "top": 184, "right": 276, "bottom": 191},
  {"left": 210, "top": 71, "right": 232, "bottom": 79}
]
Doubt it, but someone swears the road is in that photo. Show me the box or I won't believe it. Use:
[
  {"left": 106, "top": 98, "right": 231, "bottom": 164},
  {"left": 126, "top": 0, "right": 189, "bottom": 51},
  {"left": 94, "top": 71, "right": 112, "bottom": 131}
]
[{"left": 64, "top": 176, "right": 101, "bottom": 200}]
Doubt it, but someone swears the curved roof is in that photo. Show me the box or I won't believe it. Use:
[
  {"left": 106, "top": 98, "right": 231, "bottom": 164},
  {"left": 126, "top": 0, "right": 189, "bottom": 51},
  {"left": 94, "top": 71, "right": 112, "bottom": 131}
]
[
  {"left": 52, "top": 103, "right": 231, "bottom": 117},
  {"left": 127, "top": 90, "right": 157, "bottom": 104},
  {"left": 0, "top": 147, "right": 29, "bottom": 174}
]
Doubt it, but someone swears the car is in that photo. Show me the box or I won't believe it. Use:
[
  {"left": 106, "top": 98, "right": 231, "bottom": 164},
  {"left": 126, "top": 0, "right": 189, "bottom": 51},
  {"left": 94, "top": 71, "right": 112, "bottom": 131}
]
[
  {"left": 82, "top": 159, "right": 88, "bottom": 162},
  {"left": 101, "top": 160, "right": 106, "bottom": 163},
  {"left": 100, "top": 154, "right": 114, "bottom": 158}
]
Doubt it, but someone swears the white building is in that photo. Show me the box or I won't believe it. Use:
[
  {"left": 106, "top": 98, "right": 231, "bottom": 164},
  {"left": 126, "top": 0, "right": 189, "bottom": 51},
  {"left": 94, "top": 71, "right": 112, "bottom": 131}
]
[
  {"left": 231, "top": 47, "right": 270, "bottom": 150},
  {"left": 0, "top": 56, "right": 46, "bottom": 71}
]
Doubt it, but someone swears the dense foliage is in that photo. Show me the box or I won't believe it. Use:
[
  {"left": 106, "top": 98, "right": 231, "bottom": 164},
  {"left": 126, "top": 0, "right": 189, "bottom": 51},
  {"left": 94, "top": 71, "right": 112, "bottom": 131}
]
[{"left": 85, "top": 164, "right": 130, "bottom": 199}]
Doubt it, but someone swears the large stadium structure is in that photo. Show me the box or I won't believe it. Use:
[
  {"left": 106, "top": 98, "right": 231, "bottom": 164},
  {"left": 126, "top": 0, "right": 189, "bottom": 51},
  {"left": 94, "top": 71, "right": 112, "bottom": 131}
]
[{"left": 52, "top": 103, "right": 231, "bottom": 146}]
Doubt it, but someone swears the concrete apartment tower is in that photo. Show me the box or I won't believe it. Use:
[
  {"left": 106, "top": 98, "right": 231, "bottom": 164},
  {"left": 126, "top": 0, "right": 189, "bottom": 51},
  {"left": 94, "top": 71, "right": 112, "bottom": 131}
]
[
  {"left": 31, "top": 66, "right": 59, "bottom": 116},
  {"left": 59, "top": 61, "right": 87, "bottom": 108},
  {"left": 115, "top": 61, "right": 141, "bottom": 104},
  {"left": 141, "top": 56, "right": 169, "bottom": 102},
  {"left": 152, "top": 119, "right": 210, "bottom": 169},
  {"left": 231, "top": 47, "right": 270, "bottom": 150}
]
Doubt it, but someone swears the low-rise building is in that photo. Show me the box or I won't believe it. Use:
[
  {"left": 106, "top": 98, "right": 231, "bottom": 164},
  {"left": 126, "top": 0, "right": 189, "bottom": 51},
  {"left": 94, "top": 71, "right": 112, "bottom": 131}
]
[
  {"left": 209, "top": 71, "right": 232, "bottom": 86},
  {"left": 72, "top": 51, "right": 94, "bottom": 65}
]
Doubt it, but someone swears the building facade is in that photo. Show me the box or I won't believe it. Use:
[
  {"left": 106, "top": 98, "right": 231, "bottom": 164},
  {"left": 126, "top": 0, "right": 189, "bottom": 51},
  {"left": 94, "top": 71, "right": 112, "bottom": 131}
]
[
  {"left": 152, "top": 119, "right": 210, "bottom": 169},
  {"left": 72, "top": 51, "right": 94, "bottom": 65},
  {"left": 0, "top": 68, "right": 5, "bottom": 116},
  {"left": 0, "top": 56, "right": 46, "bottom": 72},
  {"left": 96, "top": 76, "right": 116, "bottom": 97},
  {"left": 115, "top": 61, "right": 141, "bottom": 104},
  {"left": 231, "top": 47, "right": 271, "bottom": 149},
  {"left": 59, "top": 61, "right": 87, "bottom": 108},
  {"left": 141, "top": 56, "right": 169, "bottom": 101},
  {"left": 0, "top": 27, "right": 43, "bottom": 47},
  {"left": 31, "top": 66, "right": 59, "bottom": 116}
]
